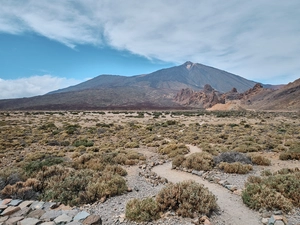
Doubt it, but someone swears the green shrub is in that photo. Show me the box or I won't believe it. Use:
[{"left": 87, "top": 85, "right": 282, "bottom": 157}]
[
  {"left": 156, "top": 180, "right": 217, "bottom": 217},
  {"left": 24, "top": 157, "right": 64, "bottom": 176},
  {"left": 172, "top": 155, "right": 185, "bottom": 168},
  {"left": 219, "top": 162, "right": 252, "bottom": 174},
  {"left": 126, "top": 198, "right": 160, "bottom": 222},
  {"left": 279, "top": 143, "right": 300, "bottom": 160},
  {"left": 73, "top": 139, "right": 94, "bottom": 147}
]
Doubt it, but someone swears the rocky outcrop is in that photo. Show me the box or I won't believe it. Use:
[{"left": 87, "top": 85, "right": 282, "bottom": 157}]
[{"left": 174, "top": 85, "right": 225, "bottom": 108}]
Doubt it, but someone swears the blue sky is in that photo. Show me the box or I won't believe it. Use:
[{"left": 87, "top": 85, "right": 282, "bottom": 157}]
[{"left": 0, "top": 0, "right": 299, "bottom": 99}]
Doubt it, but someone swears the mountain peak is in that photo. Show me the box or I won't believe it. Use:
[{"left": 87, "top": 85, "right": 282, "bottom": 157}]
[{"left": 183, "top": 61, "right": 195, "bottom": 70}]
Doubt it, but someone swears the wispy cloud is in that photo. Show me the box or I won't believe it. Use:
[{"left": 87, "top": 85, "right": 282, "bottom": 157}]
[
  {"left": 0, "top": 75, "right": 81, "bottom": 99},
  {"left": 0, "top": 0, "right": 299, "bottom": 83}
]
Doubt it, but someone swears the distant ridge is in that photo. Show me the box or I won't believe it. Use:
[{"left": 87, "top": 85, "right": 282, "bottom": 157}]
[{"left": 0, "top": 61, "right": 292, "bottom": 111}]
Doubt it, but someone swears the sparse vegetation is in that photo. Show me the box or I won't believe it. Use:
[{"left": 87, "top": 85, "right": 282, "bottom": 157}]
[{"left": 219, "top": 162, "right": 253, "bottom": 174}]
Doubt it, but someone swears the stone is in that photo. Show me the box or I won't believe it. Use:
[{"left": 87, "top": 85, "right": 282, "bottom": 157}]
[
  {"left": 40, "top": 210, "right": 63, "bottom": 221},
  {"left": 273, "top": 215, "right": 283, "bottom": 221},
  {"left": 66, "top": 222, "right": 82, "bottom": 225},
  {"left": 27, "top": 209, "right": 46, "bottom": 219},
  {"left": 99, "top": 196, "right": 106, "bottom": 203},
  {"left": 40, "top": 222, "right": 56, "bottom": 225},
  {"left": 225, "top": 185, "right": 238, "bottom": 191},
  {"left": 1, "top": 199, "right": 12, "bottom": 205},
  {"left": 30, "top": 201, "right": 44, "bottom": 210},
  {"left": 127, "top": 187, "right": 132, "bottom": 192},
  {"left": 262, "top": 211, "right": 273, "bottom": 218},
  {"left": 204, "top": 219, "right": 212, "bottom": 225},
  {"left": 74, "top": 211, "right": 90, "bottom": 222},
  {"left": 1, "top": 206, "right": 21, "bottom": 216},
  {"left": 54, "top": 204, "right": 72, "bottom": 211},
  {"left": 83, "top": 215, "right": 102, "bottom": 225},
  {"left": 62, "top": 210, "right": 79, "bottom": 218},
  {"left": 274, "top": 210, "right": 283, "bottom": 215},
  {"left": 18, "top": 218, "right": 40, "bottom": 225},
  {"left": 5, "top": 216, "right": 24, "bottom": 225},
  {"left": 11, "top": 207, "right": 31, "bottom": 217},
  {"left": 0, "top": 205, "right": 7, "bottom": 210},
  {"left": 262, "top": 218, "right": 269, "bottom": 225},
  {"left": 18, "top": 201, "right": 34, "bottom": 209},
  {"left": 9, "top": 200, "right": 23, "bottom": 206},
  {"left": 54, "top": 214, "right": 73, "bottom": 224},
  {"left": 43, "top": 202, "right": 59, "bottom": 211},
  {"left": 0, "top": 216, "right": 8, "bottom": 223},
  {"left": 118, "top": 214, "right": 125, "bottom": 223},
  {"left": 233, "top": 189, "right": 242, "bottom": 196},
  {"left": 269, "top": 215, "right": 275, "bottom": 225},
  {"left": 133, "top": 186, "right": 139, "bottom": 192},
  {"left": 274, "top": 221, "right": 285, "bottom": 225}
]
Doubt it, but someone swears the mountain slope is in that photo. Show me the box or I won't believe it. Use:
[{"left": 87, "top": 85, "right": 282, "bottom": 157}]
[
  {"left": 245, "top": 78, "right": 300, "bottom": 111},
  {"left": 50, "top": 61, "right": 257, "bottom": 95}
]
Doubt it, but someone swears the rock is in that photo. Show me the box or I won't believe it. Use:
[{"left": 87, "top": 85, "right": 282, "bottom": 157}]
[
  {"left": 262, "top": 218, "right": 269, "bottom": 225},
  {"left": 134, "top": 186, "right": 139, "bottom": 192},
  {"left": 1, "top": 206, "right": 21, "bottom": 216},
  {"left": 18, "top": 218, "right": 40, "bottom": 225},
  {"left": 1, "top": 199, "right": 12, "bottom": 205},
  {"left": 233, "top": 189, "right": 242, "bottom": 196},
  {"left": 27, "top": 209, "right": 46, "bottom": 219},
  {"left": 127, "top": 187, "right": 132, "bottom": 192},
  {"left": 100, "top": 196, "right": 106, "bottom": 203},
  {"left": 54, "top": 204, "right": 72, "bottom": 211},
  {"left": 40, "top": 222, "right": 56, "bottom": 225},
  {"left": 262, "top": 211, "right": 272, "bottom": 218},
  {"left": 4, "top": 216, "right": 24, "bottom": 225},
  {"left": 0, "top": 216, "right": 8, "bottom": 223},
  {"left": 0, "top": 205, "right": 7, "bottom": 210},
  {"left": 225, "top": 185, "right": 238, "bottom": 191},
  {"left": 83, "top": 215, "right": 102, "bottom": 225},
  {"left": 8, "top": 200, "right": 23, "bottom": 206},
  {"left": 66, "top": 222, "right": 82, "bottom": 225},
  {"left": 40, "top": 210, "right": 63, "bottom": 221},
  {"left": 204, "top": 219, "right": 212, "bottom": 225},
  {"left": 43, "top": 202, "right": 59, "bottom": 210},
  {"left": 62, "top": 210, "right": 79, "bottom": 218},
  {"left": 30, "top": 201, "right": 44, "bottom": 210},
  {"left": 274, "top": 210, "right": 283, "bottom": 215},
  {"left": 11, "top": 207, "right": 31, "bottom": 217},
  {"left": 18, "top": 201, "right": 34, "bottom": 209},
  {"left": 274, "top": 221, "right": 285, "bottom": 225},
  {"left": 54, "top": 214, "right": 73, "bottom": 224},
  {"left": 74, "top": 211, "right": 90, "bottom": 222}
]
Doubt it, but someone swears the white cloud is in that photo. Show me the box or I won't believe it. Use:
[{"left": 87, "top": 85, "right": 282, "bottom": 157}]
[
  {"left": 0, "top": 0, "right": 299, "bottom": 84},
  {"left": 0, "top": 75, "right": 81, "bottom": 99}
]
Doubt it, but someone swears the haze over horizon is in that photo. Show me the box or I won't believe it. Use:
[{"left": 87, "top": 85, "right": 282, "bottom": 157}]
[{"left": 0, "top": 0, "right": 299, "bottom": 99}]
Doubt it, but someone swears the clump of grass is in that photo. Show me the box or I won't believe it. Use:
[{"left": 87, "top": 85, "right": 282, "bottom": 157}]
[
  {"left": 250, "top": 154, "right": 271, "bottom": 166},
  {"left": 156, "top": 180, "right": 217, "bottom": 218},
  {"left": 242, "top": 170, "right": 300, "bottom": 212},
  {"left": 73, "top": 139, "right": 94, "bottom": 147},
  {"left": 158, "top": 143, "right": 189, "bottom": 158},
  {"left": 279, "top": 142, "right": 300, "bottom": 160},
  {"left": 219, "top": 162, "right": 253, "bottom": 174},
  {"left": 182, "top": 152, "right": 214, "bottom": 171},
  {"left": 126, "top": 198, "right": 160, "bottom": 222}
]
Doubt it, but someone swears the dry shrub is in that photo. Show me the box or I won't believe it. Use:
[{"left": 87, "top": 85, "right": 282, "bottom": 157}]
[
  {"left": 182, "top": 152, "right": 213, "bottom": 171},
  {"left": 156, "top": 180, "right": 217, "bottom": 218},
  {"left": 219, "top": 162, "right": 252, "bottom": 174},
  {"left": 124, "top": 142, "right": 139, "bottom": 148},
  {"left": 279, "top": 143, "right": 300, "bottom": 160},
  {"left": 158, "top": 143, "right": 189, "bottom": 158},
  {"left": 251, "top": 155, "right": 271, "bottom": 166},
  {"left": 0, "top": 168, "right": 25, "bottom": 190},
  {"left": 103, "top": 165, "right": 127, "bottom": 176},
  {"left": 1, "top": 178, "right": 41, "bottom": 200},
  {"left": 126, "top": 198, "right": 160, "bottom": 222},
  {"left": 172, "top": 155, "right": 185, "bottom": 168},
  {"left": 242, "top": 171, "right": 300, "bottom": 212}
]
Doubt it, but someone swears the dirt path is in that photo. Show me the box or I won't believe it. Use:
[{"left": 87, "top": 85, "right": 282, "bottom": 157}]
[{"left": 152, "top": 145, "right": 261, "bottom": 225}]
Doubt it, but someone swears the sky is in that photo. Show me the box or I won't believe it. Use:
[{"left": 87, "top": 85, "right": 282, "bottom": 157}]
[{"left": 0, "top": 0, "right": 299, "bottom": 99}]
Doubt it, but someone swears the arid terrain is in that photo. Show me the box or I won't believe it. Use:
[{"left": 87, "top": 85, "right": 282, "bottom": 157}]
[{"left": 0, "top": 110, "right": 300, "bottom": 225}]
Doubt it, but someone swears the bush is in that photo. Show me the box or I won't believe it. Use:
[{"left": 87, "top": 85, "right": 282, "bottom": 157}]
[
  {"left": 158, "top": 144, "right": 189, "bottom": 158},
  {"left": 73, "top": 139, "right": 94, "bottom": 147},
  {"left": 156, "top": 180, "right": 217, "bottom": 217},
  {"left": 279, "top": 143, "right": 300, "bottom": 160},
  {"left": 24, "top": 157, "right": 64, "bottom": 176},
  {"left": 126, "top": 198, "right": 160, "bottom": 222},
  {"left": 172, "top": 155, "right": 185, "bottom": 168},
  {"left": 214, "top": 152, "right": 252, "bottom": 165},
  {"left": 242, "top": 171, "right": 300, "bottom": 212},
  {"left": 182, "top": 152, "right": 213, "bottom": 171},
  {"left": 251, "top": 155, "right": 271, "bottom": 166},
  {"left": 219, "top": 162, "right": 253, "bottom": 174}
]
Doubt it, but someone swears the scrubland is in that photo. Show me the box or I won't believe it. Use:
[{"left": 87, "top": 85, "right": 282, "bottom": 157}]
[{"left": 0, "top": 110, "right": 299, "bottom": 223}]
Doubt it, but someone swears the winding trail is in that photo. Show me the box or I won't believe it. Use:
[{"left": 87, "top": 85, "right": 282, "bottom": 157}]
[{"left": 152, "top": 145, "right": 261, "bottom": 225}]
